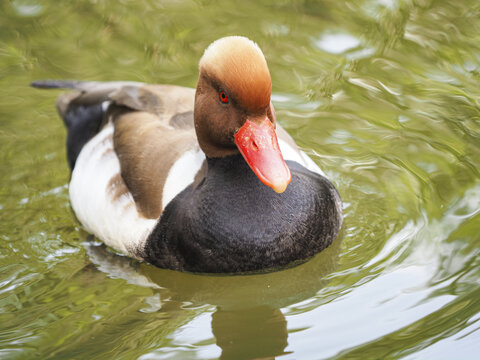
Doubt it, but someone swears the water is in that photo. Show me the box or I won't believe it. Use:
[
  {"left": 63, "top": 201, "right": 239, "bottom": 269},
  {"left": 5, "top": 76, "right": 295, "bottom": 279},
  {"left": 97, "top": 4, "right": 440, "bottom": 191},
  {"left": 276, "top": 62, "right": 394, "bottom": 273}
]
[{"left": 1, "top": 0, "right": 479, "bottom": 359}]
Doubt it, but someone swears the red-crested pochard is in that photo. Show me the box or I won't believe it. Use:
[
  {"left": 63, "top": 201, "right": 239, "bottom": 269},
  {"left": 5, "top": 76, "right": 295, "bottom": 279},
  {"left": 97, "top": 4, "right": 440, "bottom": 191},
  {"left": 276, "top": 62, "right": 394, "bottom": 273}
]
[{"left": 32, "top": 36, "right": 343, "bottom": 273}]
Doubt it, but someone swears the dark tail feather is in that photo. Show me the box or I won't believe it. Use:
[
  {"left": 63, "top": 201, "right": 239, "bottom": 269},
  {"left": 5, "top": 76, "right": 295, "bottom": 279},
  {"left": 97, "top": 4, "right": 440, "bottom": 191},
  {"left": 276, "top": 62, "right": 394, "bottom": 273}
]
[
  {"left": 64, "top": 103, "right": 105, "bottom": 170},
  {"left": 31, "top": 79, "right": 143, "bottom": 170},
  {"left": 30, "top": 80, "right": 81, "bottom": 90},
  {"left": 31, "top": 79, "right": 106, "bottom": 170}
]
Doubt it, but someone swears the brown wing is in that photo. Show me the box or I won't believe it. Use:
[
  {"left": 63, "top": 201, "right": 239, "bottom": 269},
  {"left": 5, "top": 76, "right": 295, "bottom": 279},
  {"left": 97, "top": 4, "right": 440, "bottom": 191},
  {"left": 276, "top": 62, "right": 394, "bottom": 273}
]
[
  {"left": 113, "top": 111, "right": 197, "bottom": 218},
  {"left": 109, "top": 84, "right": 199, "bottom": 219}
]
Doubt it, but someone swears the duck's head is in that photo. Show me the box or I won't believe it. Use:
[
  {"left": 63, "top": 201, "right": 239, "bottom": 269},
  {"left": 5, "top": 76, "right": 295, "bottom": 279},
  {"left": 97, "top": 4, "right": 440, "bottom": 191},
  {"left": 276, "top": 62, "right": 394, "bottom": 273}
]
[{"left": 194, "top": 36, "right": 291, "bottom": 193}]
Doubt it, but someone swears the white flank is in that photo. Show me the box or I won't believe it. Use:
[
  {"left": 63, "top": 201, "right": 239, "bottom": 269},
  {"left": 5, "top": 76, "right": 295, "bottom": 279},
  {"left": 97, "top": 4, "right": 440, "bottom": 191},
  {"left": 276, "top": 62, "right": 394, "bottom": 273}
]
[
  {"left": 69, "top": 122, "right": 157, "bottom": 258},
  {"left": 162, "top": 148, "right": 206, "bottom": 210},
  {"left": 278, "top": 139, "right": 326, "bottom": 177}
]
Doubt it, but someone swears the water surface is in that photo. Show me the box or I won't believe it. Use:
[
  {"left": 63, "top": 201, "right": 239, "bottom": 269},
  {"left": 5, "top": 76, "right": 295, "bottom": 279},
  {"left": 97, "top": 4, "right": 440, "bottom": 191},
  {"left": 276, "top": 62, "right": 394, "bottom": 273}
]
[{"left": 1, "top": 0, "right": 479, "bottom": 359}]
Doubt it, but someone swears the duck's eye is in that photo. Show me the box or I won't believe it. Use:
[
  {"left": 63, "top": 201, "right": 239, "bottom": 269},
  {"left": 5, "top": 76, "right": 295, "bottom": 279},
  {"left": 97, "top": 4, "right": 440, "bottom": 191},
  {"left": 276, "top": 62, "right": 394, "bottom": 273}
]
[{"left": 219, "top": 90, "right": 228, "bottom": 104}]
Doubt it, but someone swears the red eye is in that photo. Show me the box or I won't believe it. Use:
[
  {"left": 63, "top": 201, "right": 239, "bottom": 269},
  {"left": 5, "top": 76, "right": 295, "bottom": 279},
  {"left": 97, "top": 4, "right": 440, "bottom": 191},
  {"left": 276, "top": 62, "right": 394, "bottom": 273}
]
[{"left": 219, "top": 90, "right": 228, "bottom": 103}]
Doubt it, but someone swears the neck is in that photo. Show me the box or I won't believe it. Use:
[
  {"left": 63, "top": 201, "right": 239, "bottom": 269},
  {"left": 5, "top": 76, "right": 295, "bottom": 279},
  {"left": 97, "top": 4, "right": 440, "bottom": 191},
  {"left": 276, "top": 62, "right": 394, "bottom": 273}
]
[{"left": 205, "top": 154, "right": 255, "bottom": 181}]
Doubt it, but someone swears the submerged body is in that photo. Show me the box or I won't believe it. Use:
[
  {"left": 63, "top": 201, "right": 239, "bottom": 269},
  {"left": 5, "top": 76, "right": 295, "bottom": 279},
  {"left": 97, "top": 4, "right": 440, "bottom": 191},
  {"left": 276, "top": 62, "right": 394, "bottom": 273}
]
[{"left": 32, "top": 37, "right": 342, "bottom": 273}]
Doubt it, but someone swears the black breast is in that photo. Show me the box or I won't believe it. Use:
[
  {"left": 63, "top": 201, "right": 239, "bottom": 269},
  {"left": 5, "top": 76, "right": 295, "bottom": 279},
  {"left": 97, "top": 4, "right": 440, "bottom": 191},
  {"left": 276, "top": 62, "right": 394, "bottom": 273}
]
[{"left": 143, "top": 155, "right": 342, "bottom": 273}]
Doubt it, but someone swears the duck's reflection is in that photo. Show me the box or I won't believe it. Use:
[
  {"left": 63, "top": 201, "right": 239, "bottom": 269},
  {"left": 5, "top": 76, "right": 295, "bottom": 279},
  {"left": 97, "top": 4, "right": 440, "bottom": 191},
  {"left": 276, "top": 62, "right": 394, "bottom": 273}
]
[
  {"left": 83, "top": 230, "right": 342, "bottom": 359},
  {"left": 212, "top": 306, "right": 289, "bottom": 360}
]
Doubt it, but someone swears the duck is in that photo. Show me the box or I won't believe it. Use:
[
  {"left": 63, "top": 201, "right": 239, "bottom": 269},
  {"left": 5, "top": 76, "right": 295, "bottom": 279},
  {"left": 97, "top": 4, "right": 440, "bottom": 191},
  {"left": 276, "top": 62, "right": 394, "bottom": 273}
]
[{"left": 31, "top": 36, "right": 343, "bottom": 274}]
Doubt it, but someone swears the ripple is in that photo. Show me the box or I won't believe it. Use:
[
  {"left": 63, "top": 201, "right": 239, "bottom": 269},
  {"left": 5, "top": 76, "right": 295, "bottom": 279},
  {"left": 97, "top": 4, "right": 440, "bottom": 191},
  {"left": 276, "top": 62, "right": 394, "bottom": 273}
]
[
  {"left": 314, "top": 33, "right": 361, "bottom": 54},
  {"left": 1, "top": 0, "right": 479, "bottom": 359},
  {"left": 10, "top": 0, "right": 44, "bottom": 17}
]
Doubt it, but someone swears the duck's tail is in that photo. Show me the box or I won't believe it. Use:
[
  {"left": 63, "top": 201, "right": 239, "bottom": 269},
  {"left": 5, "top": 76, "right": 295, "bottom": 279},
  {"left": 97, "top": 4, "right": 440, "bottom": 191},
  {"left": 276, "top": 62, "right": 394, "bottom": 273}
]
[
  {"left": 30, "top": 80, "right": 80, "bottom": 89},
  {"left": 30, "top": 79, "right": 144, "bottom": 116},
  {"left": 30, "top": 80, "right": 107, "bottom": 119},
  {"left": 31, "top": 80, "right": 109, "bottom": 170},
  {"left": 31, "top": 79, "right": 145, "bottom": 169}
]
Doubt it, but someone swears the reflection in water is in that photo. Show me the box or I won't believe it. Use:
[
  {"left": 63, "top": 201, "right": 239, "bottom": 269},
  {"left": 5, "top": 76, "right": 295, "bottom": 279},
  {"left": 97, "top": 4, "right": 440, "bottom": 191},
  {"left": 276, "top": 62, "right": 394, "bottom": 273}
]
[
  {"left": 212, "top": 307, "right": 289, "bottom": 360},
  {"left": 84, "top": 232, "right": 342, "bottom": 359}
]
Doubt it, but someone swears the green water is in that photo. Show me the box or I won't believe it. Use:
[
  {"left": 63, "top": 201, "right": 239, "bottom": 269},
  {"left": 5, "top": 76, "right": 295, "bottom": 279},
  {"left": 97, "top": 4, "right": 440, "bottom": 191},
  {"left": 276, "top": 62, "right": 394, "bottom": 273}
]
[{"left": 1, "top": 0, "right": 479, "bottom": 359}]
